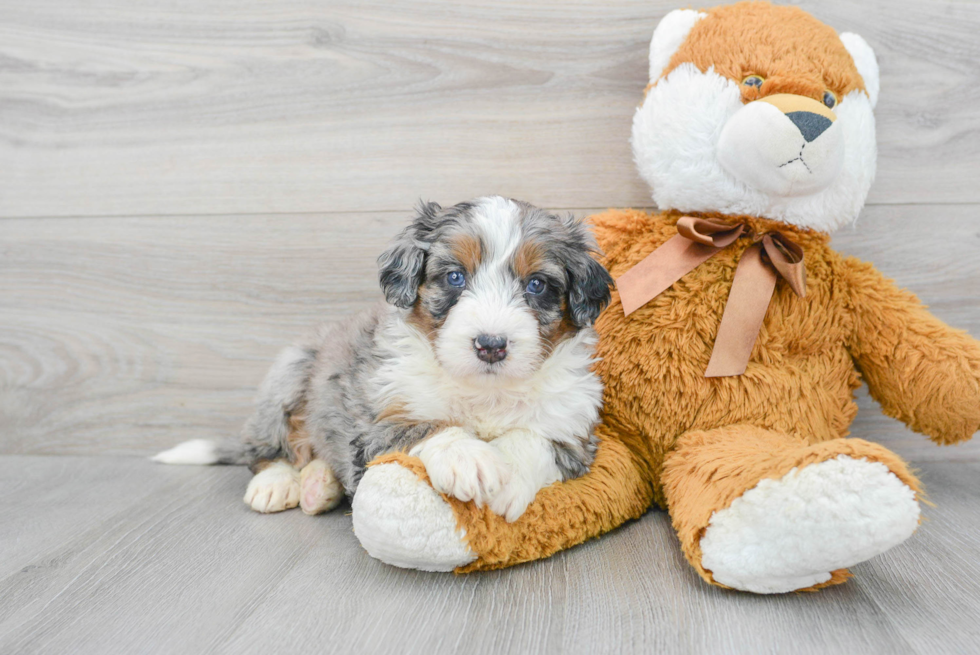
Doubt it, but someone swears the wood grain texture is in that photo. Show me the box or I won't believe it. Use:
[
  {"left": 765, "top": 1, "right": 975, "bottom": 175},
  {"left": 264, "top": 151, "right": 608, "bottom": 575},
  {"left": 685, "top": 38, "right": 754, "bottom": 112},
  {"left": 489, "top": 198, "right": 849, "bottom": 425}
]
[
  {"left": 2, "top": 204, "right": 979, "bottom": 458},
  {"left": 0, "top": 456, "right": 977, "bottom": 654},
  {"left": 1, "top": 0, "right": 979, "bottom": 218},
  {"left": 1, "top": 0, "right": 978, "bottom": 651}
]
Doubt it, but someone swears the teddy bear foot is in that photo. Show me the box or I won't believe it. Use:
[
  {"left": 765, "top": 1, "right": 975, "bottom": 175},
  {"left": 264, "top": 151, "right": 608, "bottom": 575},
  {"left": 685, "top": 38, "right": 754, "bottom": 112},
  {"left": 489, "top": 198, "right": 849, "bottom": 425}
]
[
  {"left": 351, "top": 461, "right": 477, "bottom": 571},
  {"left": 699, "top": 455, "right": 920, "bottom": 593}
]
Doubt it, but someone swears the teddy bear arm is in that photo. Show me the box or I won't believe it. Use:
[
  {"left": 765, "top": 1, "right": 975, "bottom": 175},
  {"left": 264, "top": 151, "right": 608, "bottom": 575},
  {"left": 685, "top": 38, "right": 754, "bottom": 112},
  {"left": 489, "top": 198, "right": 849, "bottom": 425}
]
[
  {"left": 453, "top": 432, "right": 655, "bottom": 571},
  {"left": 352, "top": 432, "right": 654, "bottom": 572},
  {"left": 843, "top": 257, "right": 980, "bottom": 444}
]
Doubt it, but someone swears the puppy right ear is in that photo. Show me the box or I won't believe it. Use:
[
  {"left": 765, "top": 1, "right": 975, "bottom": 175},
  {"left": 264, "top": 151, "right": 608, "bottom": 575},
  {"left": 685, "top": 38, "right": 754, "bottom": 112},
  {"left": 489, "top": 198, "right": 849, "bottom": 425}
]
[{"left": 377, "top": 201, "right": 441, "bottom": 309}]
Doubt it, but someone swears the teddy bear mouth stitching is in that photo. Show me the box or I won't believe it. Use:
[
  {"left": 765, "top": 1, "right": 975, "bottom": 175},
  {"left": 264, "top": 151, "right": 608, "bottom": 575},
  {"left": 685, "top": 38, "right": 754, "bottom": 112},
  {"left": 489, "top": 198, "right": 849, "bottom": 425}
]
[{"left": 778, "top": 146, "right": 813, "bottom": 174}]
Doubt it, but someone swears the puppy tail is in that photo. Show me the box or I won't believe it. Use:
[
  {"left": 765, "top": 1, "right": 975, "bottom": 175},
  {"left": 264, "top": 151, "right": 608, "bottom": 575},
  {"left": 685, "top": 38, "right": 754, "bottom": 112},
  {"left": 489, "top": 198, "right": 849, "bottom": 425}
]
[{"left": 152, "top": 438, "right": 266, "bottom": 466}]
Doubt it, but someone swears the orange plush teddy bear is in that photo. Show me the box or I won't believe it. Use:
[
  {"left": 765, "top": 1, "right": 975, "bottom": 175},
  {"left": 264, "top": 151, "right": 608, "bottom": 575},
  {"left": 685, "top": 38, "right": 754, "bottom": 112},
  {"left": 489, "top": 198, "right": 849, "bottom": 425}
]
[{"left": 352, "top": 1, "right": 980, "bottom": 593}]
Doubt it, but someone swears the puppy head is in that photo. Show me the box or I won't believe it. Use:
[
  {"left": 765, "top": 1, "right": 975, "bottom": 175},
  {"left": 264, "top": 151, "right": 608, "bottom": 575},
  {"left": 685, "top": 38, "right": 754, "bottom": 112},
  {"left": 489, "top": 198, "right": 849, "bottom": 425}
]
[{"left": 378, "top": 196, "right": 612, "bottom": 381}]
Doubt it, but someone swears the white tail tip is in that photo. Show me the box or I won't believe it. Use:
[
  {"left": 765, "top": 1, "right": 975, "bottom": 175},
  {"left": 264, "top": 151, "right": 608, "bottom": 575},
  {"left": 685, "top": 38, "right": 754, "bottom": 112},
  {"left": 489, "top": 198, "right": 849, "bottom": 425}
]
[{"left": 152, "top": 439, "right": 220, "bottom": 465}]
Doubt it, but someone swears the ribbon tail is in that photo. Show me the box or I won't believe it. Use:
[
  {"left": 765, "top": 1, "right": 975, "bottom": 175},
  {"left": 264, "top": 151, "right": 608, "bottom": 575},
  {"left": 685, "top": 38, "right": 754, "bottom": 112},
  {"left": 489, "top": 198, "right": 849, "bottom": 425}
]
[
  {"left": 617, "top": 235, "right": 722, "bottom": 316},
  {"left": 705, "top": 243, "right": 778, "bottom": 377},
  {"left": 762, "top": 234, "right": 807, "bottom": 297}
]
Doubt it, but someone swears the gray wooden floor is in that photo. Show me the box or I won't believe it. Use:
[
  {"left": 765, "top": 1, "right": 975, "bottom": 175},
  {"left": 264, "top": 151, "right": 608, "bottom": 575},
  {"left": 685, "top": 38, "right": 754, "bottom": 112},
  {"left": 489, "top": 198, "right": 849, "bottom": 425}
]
[
  {"left": 2, "top": 451, "right": 980, "bottom": 654},
  {"left": 2, "top": 0, "right": 980, "bottom": 653}
]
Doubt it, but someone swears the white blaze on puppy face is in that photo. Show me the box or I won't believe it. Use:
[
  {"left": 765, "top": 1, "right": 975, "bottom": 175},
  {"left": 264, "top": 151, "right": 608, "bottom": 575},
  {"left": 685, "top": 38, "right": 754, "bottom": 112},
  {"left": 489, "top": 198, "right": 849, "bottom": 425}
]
[
  {"left": 380, "top": 197, "right": 611, "bottom": 396},
  {"left": 434, "top": 197, "right": 546, "bottom": 381}
]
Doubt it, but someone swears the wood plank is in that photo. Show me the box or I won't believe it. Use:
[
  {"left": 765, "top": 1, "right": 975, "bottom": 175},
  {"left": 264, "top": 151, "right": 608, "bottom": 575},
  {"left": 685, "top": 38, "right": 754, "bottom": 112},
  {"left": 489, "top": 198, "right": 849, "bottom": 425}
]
[
  {"left": 0, "top": 455, "right": 186, "bottom": 579},
  {"left": 1, "top": 0, "right": 979, "bottom": 218},
  {"left": 216, "top": 532, "right": 568, "bottom": 655},
  {"left": 855, "top": 461, "right": 980, "bottom": 655},
  {"left": 0, "top": 211, "right": 404, "bottom": 455},
  {"left": 562, "top": 506, "right": 914, "bottom": 655},
  {"left": 2, "top": 204, "right": 978, "bottom": 458},
  {"left": 2, "top": 456, "right": 977, "bottom": 654}
]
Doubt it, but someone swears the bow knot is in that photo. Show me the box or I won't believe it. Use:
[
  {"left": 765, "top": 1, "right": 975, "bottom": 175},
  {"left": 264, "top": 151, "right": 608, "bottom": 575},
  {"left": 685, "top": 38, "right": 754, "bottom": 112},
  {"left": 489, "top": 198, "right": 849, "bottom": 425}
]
[{"left": 616, "top": 216, "right": 807, "bottom": 377}]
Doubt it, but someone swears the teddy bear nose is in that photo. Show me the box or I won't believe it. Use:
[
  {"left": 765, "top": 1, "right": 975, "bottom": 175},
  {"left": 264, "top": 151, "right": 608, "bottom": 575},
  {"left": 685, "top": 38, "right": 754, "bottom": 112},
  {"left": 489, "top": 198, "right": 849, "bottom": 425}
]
[
  {"left": 755, "top": 93, "right": 837, "bottom": 144},
  {"left": 786, "top": 111, "right": 833, "bottom": 143}
]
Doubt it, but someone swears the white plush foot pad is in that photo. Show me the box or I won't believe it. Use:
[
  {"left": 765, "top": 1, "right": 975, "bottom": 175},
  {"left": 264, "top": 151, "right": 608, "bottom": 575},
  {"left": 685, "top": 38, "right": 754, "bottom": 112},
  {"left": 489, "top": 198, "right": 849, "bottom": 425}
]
[
  {"left": 700, "top": 455, "right": 920, "bottom": 594},
  {"left": 244, "top": 461, "right": 301, "bottom": 513},
  {"left": 352, "top": 463, "right": 477, "bottom": 572}
]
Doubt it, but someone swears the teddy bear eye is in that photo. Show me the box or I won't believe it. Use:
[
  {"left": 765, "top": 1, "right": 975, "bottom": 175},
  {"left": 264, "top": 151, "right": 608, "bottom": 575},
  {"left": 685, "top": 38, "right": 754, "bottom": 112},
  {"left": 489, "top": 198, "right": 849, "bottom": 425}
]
[
  {"left": 823, "top": 90, "right": 838, "bottom": 109},
  {"left": 742, "top": 75, "right": 764, "bottom": 88}
]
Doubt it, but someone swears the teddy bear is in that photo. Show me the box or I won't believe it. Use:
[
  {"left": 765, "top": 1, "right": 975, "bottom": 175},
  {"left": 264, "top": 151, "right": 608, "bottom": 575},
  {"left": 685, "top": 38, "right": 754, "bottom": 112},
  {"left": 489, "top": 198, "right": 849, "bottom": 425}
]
[{"left": 350, "top": 1, "right": 980, "bottom": 593}]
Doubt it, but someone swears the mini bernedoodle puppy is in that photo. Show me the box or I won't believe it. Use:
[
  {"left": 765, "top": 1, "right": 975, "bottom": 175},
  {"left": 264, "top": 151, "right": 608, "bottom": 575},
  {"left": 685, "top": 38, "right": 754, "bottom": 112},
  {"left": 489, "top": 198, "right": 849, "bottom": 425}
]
[{"left": 155, "top": 196, "right": 614, "bottom": 522}]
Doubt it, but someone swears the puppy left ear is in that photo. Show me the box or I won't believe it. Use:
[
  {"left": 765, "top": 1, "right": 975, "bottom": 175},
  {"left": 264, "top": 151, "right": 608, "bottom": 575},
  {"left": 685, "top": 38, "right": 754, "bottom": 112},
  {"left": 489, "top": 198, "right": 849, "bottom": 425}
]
[
  {"left": 840, "top": 32, "right": 879, "bottom": 109},
  {"left": 563, "top": 218, "right": 614, "bottom": 327},
  {"left": 378, "top": 201, "right": 441, "bottom": 309}
]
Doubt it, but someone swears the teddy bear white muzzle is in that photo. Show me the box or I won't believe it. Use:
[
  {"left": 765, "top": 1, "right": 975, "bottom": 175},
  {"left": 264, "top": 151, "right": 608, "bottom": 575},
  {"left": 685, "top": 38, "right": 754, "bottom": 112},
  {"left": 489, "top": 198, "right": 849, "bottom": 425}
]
[{"left": 717, "top": 93, "right": 844, "bottom": 198}]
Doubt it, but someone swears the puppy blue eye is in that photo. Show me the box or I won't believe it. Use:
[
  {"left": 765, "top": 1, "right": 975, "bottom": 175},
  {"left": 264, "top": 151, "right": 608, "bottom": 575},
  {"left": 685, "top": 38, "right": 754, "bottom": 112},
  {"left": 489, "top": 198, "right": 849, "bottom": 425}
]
[
  {"left": 447, "top": 271, "right": 466, "bottom": 288},
  {"left": 525, "top": 278, "right": 546, "bottom": 295}
]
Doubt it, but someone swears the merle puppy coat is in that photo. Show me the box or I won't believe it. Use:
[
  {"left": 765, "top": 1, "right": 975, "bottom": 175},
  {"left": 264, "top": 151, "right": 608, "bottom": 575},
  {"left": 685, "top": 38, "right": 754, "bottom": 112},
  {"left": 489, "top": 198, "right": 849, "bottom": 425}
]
[{"left": 156, "top": 197, "right": 614, "bottom": 523}]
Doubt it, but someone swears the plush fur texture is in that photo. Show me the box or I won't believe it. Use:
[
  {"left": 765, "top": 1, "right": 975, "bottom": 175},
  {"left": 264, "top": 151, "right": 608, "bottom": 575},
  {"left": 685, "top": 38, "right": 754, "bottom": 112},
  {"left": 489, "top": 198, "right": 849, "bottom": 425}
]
[
  {"left": 352, "top": 1, "right": 980, "bottom": 593},
  {"left": 631, "top": 4, "right": 879, "bottom": 233},
  {"left": 699, "top": 454, "right": 920, "bottom": 593},
  {"left": 352, "top": 462, "right": 477, "bottom": 571}
]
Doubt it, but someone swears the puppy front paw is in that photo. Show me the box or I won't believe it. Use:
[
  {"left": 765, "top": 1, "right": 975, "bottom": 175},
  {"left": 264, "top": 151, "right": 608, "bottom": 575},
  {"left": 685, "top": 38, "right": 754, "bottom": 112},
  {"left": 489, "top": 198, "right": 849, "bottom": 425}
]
[
  {"left": 489, "top": 477, "right": 537, "bottom": 522},
  {"left": 410, "top": 427, "right": 511, "bottom": 507}
]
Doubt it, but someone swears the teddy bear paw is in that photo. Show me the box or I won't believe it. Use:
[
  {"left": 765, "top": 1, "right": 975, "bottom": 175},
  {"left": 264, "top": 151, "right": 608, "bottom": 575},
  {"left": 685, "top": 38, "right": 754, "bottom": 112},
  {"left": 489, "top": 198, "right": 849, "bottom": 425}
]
[
  {"left": 699, "top": 455, "right": 920, "bottom": 593},
  {"left": 351, "top": 462, "right": 477, "bottom": 571}
]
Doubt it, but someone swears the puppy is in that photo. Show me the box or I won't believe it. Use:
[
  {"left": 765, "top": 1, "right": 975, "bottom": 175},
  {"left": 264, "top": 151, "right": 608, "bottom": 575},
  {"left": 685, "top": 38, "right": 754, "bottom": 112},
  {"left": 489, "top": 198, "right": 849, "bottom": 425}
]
[{"left": 155, "top": 196, "right": 613, "bottom": 522}]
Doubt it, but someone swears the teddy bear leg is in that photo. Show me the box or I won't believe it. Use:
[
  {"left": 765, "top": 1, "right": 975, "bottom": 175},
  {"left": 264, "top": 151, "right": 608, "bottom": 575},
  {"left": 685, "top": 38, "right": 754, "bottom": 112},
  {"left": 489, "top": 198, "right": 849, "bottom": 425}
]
[
  {"left": 662, "top": 425, "right": 923, "bottom": 593},
  {"left": 352, "top": 431, "right": 653, "bottom": 572}
]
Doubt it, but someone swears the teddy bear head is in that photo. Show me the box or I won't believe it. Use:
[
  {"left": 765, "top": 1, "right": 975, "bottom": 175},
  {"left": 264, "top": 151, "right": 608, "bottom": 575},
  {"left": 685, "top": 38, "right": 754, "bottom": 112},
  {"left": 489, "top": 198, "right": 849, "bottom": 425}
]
[{"left": 632, "top": 1, "right": 879, "bottom": 233}]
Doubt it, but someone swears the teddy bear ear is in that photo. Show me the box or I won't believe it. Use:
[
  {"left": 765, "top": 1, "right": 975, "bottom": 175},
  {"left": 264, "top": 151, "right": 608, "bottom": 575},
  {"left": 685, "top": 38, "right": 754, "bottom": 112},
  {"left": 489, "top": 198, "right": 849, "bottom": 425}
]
[
  {"left": 839, "top": 32, "right": 879, "bottom": 109},
  {"left": 648, "top": 9, "right": 706, "bottom": 82}
]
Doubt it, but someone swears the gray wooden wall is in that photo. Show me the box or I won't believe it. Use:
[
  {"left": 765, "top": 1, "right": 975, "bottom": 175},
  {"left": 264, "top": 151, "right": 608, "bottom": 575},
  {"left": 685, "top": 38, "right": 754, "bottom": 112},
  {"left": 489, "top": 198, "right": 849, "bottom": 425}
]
[{"left": 2, "top": 0, "right": 979, "bottom": 461}]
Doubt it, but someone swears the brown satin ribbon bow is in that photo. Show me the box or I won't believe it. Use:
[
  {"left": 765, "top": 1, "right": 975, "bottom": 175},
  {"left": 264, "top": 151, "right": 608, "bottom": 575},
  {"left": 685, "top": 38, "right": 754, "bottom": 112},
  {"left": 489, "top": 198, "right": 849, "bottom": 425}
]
[{"left": 616, "top": 216, "right": 806, "bottom": 378}]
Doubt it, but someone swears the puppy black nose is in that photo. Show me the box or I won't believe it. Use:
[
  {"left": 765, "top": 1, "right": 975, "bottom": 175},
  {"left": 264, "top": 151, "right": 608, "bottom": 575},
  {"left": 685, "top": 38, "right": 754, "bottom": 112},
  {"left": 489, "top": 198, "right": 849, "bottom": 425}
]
[
  {"left": 474, "top": 334, "right": 508, "bottom": 363},
  {"left": 786, "top": 111, "right": 832, "bottom": 142}
]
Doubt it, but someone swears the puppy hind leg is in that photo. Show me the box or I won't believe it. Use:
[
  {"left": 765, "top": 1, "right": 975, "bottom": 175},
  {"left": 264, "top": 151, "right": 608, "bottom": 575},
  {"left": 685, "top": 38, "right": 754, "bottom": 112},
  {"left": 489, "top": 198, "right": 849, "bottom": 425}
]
[
  {"left": 238, "top": 345, "right": 318, "bottom": 466},
  {"left": 299, "top": 459, "right": 344, "bottom": 515}
]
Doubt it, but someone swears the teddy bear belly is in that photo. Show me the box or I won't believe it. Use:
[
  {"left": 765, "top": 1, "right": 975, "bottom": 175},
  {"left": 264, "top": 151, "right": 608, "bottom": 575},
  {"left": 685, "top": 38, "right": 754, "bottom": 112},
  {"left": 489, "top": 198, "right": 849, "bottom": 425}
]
[
  {"left": 596, "top": 303, "right": 862, "bottom": 466},
  {"left": 682, "top": 346, "right": 861, "bottom": 441},
  {"left": 604, "top": 345, "right": 858, "bottom": 436}
]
